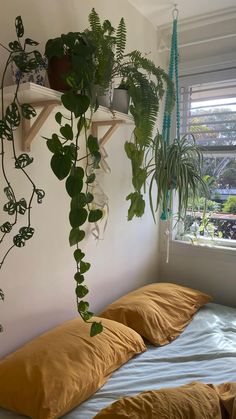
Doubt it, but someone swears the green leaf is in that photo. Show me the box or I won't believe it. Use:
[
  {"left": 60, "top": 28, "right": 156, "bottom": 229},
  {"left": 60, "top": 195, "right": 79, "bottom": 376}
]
[
  {"left": 132, "top": 168, "right": 147, "bottom": 191},
  {"left": 0, "top": 222, "right": 12, "bottom": 233},
  {"left": 15, "top": 153, "right": 33, "bottom": 169},
  {"left": 3, "top": 201, "right": 16, "bottom": 215},
  {"left": 74, "top": 249, "right": 85, "bottom": 262},
  {"left": 80, "top": 261, "right": 91, "bottom": 274},
  {"left": 17, "top": 198, "right": 27, "bottom": 215},
  {"left": 13, "top": 234, "right": 25, "bottom": 247},
  {"left": 78, "top": 301, "right": 89, "bottom": 312},
  {"left": 0, "top": 120, "right": 12, "bottom": 141},
  {"left": 6, "top": 103, "right": 20, "bottom": 128},
  {"left": 87, "top": 135, "right": 99, "bottom": 154},
  {"left": 9, "top": 41, "right": 21, "bottom": 52},
  {"left": 82, "top": 311, "right": 93, "bottom": 321},
  {"left": 63, "top": 144, "right": 77, "bottom": 161},
  {"left": 86, "top": 173, "right": 96, "bottom": 184},
  {"left": 88, "top": 209, "right": 103, "bottom": 223},
  {"left": 55, "top": 112, "right": 63, "bottom": 125},
  {"left": 77, "top": 116, "right": 85, "bottom": 135},
  {"left": 19, "top": 226, "right": 34, "bottom": 240},
  {"left": 51, "top": 153, "right": 71, "bottom": 180},
  {"left": 71, "top": 166, "right": 84, "bottom": 178},
  {"left": 4, "top": 186, "right": 14, "bottom": 201},
  {"left": 46, "top": 134, "right": 62, "bottom": 154},
  {"left": 85, "top": 193, "right": 94, "bottom": 204},
  {"left": 69, "top": 208, "right": 87, "bottom": 228},
  {"left": 124, "top": 141, "right": 136, "bottom": 159},
  {"left": 90, "top": 321, "right": 103, "bottom": 337},
  {"left": 15, "top": 16, "right": 24, "bottom": 38},
  {"left": 76, "top": 285, "right": 89, "bottom": 298},
  {"left": 21, "top": 104, "right": 36, "bottom": 119},
  {"left": 69, "top": 228, "right": 85, "bottom": 246},
  {"left": 74, "top": 272, "right": 85, "bottom": 284},
  {"left": 61, "top": 93, "right": 90, "bottom": 118},
  {"left": 66, "top": 175, "right": 83, "bottom": 198},
  {"left": 35, "top": 189, "right": 45, "bottom": 204},
  {"left": 126, "top": 192, "right": 145, "bottom": 220},
  {"left": 25, "top": 38, "right": 39, "bottom": 46},
  {"left": 60, "top": 124, "right": 73, "bottom": 141},
  {"left": 65, "top": 72, "right": 78, "bottom": 89},
  {"left": 0, "top": 289, "right": 4, "bottom": 301}
]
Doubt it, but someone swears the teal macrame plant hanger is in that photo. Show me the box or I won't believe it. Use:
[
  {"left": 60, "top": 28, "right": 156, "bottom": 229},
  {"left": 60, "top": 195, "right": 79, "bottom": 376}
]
[{"left": 161, "top": 5, "right": 180, "bottom": 222}]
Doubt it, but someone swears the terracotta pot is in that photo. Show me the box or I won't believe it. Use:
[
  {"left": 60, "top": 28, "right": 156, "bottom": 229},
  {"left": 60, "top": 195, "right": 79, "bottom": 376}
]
[{"left": 47, "top": 55, "right": 71, "bottom": 92}]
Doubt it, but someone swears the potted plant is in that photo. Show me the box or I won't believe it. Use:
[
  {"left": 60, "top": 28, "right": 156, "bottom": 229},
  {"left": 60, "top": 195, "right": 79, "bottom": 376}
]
[
  {"left": 45, "top": 31, "right": 96, "bottom": 92},
  {"left": 9, "top": 17, "right": 47, "bottom": 86},
  {"left": 147, "top": 134, "right": 208, "bottom": 222},
  {"left": 112, "top": 80, "right": 130, "bottom": 113}
]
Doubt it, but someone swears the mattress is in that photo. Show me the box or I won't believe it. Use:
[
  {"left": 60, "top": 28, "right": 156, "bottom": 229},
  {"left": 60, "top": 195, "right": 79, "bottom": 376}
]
[{"left": 0, "top": 302, "right": 236, "bottom": 418}]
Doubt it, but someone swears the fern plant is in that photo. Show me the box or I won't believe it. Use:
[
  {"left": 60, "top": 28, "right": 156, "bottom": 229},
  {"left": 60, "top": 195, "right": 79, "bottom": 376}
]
[{"left": 120, "top": 54, "right": 175, "bottom": 220}]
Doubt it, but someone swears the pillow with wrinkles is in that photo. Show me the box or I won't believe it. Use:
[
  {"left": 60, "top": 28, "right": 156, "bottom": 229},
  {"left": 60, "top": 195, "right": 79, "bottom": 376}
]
[
  {"left": 100, "top": 282, "right": 212, "bottom": 345},
  {"left": 0, "top": 316, "right": 146, "bottom": 419}
]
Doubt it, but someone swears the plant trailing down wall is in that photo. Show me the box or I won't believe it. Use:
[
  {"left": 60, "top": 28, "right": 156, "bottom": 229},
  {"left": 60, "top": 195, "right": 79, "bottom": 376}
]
[
  {"left": 44, "top": 10, "right": 115, "bottom": 337},
  {"left": 0, "top": 17, "right": 45, "bottom": 332},
  {"left": 44, "top": 9, "right": 176, "bottom": 336}
]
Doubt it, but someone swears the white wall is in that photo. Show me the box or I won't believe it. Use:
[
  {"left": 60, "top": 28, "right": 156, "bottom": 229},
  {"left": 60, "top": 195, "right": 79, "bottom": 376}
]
[
  {"left": 158, "top": 15, "right": 236, "bottom": 308},
  {"left": 0, "top": 0, "right": 162, "bottom": 358}
]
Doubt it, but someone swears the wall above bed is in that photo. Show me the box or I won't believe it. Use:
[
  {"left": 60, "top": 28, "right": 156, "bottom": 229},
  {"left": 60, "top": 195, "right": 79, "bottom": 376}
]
[{"left": 0, "top": 0, "right": 164, "bottom": 358}]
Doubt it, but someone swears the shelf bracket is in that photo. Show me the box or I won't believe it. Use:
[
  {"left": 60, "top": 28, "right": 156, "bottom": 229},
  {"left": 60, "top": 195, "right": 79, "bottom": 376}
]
[
  {"left": 91, "top": 119, "right": 125, "bottom": 146},
  {"left": 22, "top": 100, "right": 60, "bottom": 152}
]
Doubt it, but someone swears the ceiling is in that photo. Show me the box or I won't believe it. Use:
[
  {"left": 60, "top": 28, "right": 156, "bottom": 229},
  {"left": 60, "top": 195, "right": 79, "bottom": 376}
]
[{"left": 128, "top": 0, "right": 236, "bottom": 27}]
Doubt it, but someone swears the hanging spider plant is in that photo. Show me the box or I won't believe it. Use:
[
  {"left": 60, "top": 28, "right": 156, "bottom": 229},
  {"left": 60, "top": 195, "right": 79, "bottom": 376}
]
[{"left": 148, "top": 133, "right": 209, "bottom": 221}]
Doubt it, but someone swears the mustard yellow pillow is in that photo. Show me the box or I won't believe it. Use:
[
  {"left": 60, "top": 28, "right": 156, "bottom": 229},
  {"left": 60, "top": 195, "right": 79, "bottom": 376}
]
[
  {"left": 100, "top": 283, "right": 212, "bottom": 346},
  {"left": 0, "top": 316, "right": 146, "bottom": 419},
  {"left": 94, "top": 382, "right": 222, "bottom": 419}
]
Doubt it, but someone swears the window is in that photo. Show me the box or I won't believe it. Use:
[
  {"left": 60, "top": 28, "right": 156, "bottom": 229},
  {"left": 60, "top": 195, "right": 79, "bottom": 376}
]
[{"left": 177, "top": 71, "right": 236, "bottom": 248}]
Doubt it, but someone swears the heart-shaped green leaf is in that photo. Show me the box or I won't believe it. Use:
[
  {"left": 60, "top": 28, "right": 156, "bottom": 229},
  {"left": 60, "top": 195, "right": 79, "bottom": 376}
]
[
  {"left": 74, "top": 272, "right": 85, "bottom": 284},
  {"left": 51, "top": 153, "right": 71, "bottom": 180},
  {"left": 46, "top": 134, "right": 62, "bottom": 154},
  {"left": 80, "top": 261, "right": 91, "bottom": 274},
  {"left": 74, "top": 249, "right": 85, "bottom": 262},
  {"left": 88, "top": 209, "right": 103, "bottom": 223},
  {"left": 66, "top": 175, "right": 83, "bottom": 198},
  {"left": 61, "top": 93, "right": 90, "bottom": 118},
  {"left": 69, "top": 208, "right": 87, "bottom": 228},
  {"left": 76, "top": 285, "right": 89, "bottom": 298},
  {"left": 69, "top": 228, "right": 85, "bottom": 246},
  {"left": 90, "top": 321, "right": 103, "bottom": 337},
  {"left": 60, "top": 124, "right": 73, "bottom": 141}
]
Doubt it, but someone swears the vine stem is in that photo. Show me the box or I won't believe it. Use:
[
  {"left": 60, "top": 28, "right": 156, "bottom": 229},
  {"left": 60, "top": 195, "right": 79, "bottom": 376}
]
[{"left": 0, "top": 52, "right": 18, "bottom": 246}]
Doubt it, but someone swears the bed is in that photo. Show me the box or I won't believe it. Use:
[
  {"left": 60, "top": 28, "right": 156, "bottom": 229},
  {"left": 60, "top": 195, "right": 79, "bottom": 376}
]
[{"left": 0, "top": 302, "right": 235, "bottom": 418}]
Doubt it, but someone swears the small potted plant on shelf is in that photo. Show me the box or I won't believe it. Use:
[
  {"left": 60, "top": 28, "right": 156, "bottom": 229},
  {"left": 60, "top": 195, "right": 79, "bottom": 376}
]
[
  {"left": 45, "top": 31, "right": 96, "bottom": 92},
  {"left": 9, "top": 17, "right": 47, "bottom": 86},
  {"left": 112, "top": 79, "right": 130, "bottom": 114}
]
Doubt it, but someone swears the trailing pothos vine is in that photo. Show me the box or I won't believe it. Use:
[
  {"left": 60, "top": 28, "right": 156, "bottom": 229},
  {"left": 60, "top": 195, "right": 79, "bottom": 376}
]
[
  {"left": 45, "top": 26, "right": 105, "bottom": 336},
  {"left": 0, "top": 17, "right": 45, "bottom": 332}
]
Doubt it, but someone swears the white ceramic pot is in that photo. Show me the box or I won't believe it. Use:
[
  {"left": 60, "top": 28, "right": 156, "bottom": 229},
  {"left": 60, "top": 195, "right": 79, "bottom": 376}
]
[
  {"left": 112, "top": 88, "right": 130, "bottom": 114},
  {"left": 11, "top": 56, "right": 48, "bottom": 86}
]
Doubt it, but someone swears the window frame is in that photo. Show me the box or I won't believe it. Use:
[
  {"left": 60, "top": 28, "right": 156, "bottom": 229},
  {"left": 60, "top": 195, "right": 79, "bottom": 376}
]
[{"left": 172, "top": 66, "right": 236, "bottom": 250}]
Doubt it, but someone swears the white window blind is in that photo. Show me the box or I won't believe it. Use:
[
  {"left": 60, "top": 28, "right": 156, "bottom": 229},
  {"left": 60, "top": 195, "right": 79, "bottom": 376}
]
[
  {"left": 180, "top": 78, "right": 236, "bottom": 155},
  {"left": 177, "top": 71, "right": 236, "bottom": 247}
]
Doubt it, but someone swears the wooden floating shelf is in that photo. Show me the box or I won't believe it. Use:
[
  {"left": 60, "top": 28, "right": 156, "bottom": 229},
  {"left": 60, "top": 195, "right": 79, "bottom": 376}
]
[{"left": 1, "top": 83, "right": 133, "bottom": 151}]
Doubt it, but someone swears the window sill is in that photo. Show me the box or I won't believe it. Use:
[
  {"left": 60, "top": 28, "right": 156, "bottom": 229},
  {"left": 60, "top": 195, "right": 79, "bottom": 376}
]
[{"left": 172, "top": 235, "right": 236, "bottom": 257}]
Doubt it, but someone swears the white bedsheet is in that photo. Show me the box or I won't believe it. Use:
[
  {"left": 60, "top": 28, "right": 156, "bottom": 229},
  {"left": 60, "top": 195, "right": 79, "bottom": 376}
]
[{"left": 1, "top": 303, "right": 236, "bottom": 418}]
